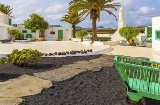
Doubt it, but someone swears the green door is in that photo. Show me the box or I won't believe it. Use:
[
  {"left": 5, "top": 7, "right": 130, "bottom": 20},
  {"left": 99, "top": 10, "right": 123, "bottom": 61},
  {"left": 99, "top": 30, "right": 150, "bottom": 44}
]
[{"left": 58, "top": 30, "right": 63, "bottom": 39}]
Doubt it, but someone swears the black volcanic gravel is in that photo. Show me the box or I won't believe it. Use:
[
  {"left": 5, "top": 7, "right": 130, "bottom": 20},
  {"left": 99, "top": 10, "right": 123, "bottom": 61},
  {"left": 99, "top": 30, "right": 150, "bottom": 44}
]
[
  {"left": 0, "top": 55, "right": 102, "bottom": 81},
  {"left": 0, "top": 54, "right": 160, "bottom": 105}
]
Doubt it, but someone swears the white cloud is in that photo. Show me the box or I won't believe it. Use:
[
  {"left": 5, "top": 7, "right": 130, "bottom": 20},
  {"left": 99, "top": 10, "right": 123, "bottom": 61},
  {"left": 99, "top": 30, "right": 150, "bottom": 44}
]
[
  {"left": 46, "top": 14, "right": 64, "bottom": 20},
  {"left": 44, "top": 3, "right": 68, "bottom": 14},
  {"left": 35, "top": 8, "right": 43, "bottom": 14}
]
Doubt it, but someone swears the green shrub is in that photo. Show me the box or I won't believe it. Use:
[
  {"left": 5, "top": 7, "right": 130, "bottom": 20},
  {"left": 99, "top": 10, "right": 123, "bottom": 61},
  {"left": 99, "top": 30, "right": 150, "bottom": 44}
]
[
  {"left": 6, "top": 49, "right": 42, "bottom": 66},
  {"left": 15, "top": 33, "right": 24, "bottom": 40},
  {"left": 0, "top": 58, "right": 7, "bottom": 65}
]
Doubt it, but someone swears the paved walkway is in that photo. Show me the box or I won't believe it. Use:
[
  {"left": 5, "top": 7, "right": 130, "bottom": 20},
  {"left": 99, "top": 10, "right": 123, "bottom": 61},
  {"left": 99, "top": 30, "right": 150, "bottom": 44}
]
[
  {"left": 106, "top": 45, "right": 160, "bottom": 62},
  {"left": 0, "top": 75, "right": 52, "bottom": 105},
  {"left": 34, "top": 55, "right": 114, "bottom": 81}
]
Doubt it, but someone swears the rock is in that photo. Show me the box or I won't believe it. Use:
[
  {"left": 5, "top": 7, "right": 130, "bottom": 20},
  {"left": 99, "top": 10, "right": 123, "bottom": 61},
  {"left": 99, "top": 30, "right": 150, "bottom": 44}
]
[{"left": 91, "top": 67, "right": 103, "bottom": 72}]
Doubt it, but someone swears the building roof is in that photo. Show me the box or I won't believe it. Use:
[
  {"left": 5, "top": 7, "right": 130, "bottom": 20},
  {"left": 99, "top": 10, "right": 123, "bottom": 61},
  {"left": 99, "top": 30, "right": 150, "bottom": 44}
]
[
  {"left": 49, "top": 25, "right": 62, "bottom": 27},
  {"left": 0, "top": 11, "right": 13, "bottom": 18},
  {"left": 0, "top": 22, "right": 13, "bottom": 28}
]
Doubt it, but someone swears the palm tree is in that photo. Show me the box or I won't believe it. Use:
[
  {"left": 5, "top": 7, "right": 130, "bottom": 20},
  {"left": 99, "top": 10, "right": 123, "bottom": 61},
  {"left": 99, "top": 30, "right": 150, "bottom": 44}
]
[
  {"left": 69, "top": 0, "right": 120, "bottom": 43},
  {"left": 61, "top": 11, "right": 84, "bottom": 38},
  {"left": 76, "top": 29, "right": 88, "bottom": 42},
  {"left": 0, "top": 4, "right": 13, "bottom": 16}
]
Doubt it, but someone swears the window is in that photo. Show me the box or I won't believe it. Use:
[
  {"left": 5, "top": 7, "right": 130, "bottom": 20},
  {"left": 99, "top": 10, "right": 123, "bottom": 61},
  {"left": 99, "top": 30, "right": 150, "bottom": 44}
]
[
  {"left": 22, "top": 30, "right": 27, "bottom": 33},
  {"left": 50, "top": 31, "right": 55, "bottom": 34},
  {"left": 8, "top": 19, "right": 11, "bottom": 25},
  {"left": 31, "top": 30, "right": 36, "bottom": 33},
  {"left": 12, "top": 24, "right": 17, "bottom": 27},
  {"left": 155, "top": 30, "right": 160, "bottom": 40},
  {"left": 26, "top": 34, "right": 32, "bottom": 38}
]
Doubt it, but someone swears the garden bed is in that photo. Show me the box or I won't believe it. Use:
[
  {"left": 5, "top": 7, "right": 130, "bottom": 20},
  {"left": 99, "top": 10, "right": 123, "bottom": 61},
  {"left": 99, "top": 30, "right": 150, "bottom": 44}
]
[{"left": 0, "top": 54, "right": 160, "bottom": 105}]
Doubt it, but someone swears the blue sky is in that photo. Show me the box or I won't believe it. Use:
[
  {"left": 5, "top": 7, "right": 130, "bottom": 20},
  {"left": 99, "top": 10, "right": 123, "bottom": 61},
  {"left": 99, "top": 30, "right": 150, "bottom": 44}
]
[{"left": 0, "top": 0, "right": 160, "bottom": 28}]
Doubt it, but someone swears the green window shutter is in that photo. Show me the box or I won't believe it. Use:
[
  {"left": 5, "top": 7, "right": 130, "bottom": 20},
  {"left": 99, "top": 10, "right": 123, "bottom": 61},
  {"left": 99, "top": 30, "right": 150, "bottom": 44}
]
[
  {"left": 155, "top": 30, "right": 160, "bottom": 41},
  {"left": 8, "top": 19, "right": 11, "bottom": 25},
  {"left": 147, "top": 27, "right": 152, "bottom": 37},
  {"left": 22, "top": 30, "right": 27, "bottom": 33},
  {"left": 31, "top": 30, "right": 36, "bottom": 33},
  {"left": 26, "top": 34, "right": 32, "bottom": 38},
  {"left": 12, "top": 24, "right": 17, "bottom": 27}
]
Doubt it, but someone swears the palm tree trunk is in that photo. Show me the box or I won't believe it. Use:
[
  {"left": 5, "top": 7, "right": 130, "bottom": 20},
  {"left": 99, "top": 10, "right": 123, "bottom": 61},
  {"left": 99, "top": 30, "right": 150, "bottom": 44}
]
[
  {"left": 91, "top": 12, "right": 98, "bottom": 44},
  {"left": 72, "top": 25, "right": 76, "bottom": 38}
]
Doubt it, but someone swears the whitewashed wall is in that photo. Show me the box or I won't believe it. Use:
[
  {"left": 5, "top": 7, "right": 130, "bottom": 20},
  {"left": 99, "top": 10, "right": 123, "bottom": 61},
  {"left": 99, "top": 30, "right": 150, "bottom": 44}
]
[
  {"left": 152, "top": 16, "right": 160, "bottom": 51},
  {"left": 4, "top": 16, "right": 12, "bottom": 25},
  {"left": 0, "top": 26, "right": 11, "bottom": 40},
  {"left": 16, "top": 25, "right": 40, "bottom": 39},
  {"left": 45, "top": 27, "right": 72, "bottom": 41},
  {"left": 0, "top": 16, "right": 4, "bottom": 23}
]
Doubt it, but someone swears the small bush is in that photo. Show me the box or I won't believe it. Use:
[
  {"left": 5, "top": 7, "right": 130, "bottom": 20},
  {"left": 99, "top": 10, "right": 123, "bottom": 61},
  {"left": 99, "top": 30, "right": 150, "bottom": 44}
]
[
  {"left": 15, "top": 33, "right": 24, "bottom": 40},
  {"left": 58, "top": 52, "right": 62, "bottom": 55},
  {"left": 61, "top": 52, "right": 66, "bottom": 55},
  {"left": 0, "top": 58, "right": 7, "bottom": 65},
  {"left": 55, "top": 38, "right": 61, "bottom": 41},
  {"left": 38, "top": 38, "right": 47, "bottom": 41},
  {"left": 54, "top": 52, "right": 57, "bottom": 55},
  {"left": 29, "top": 38, "right": 37, "bottom": 42},
  {"left": 44, "top": 53, "right": 48, "bottom": 56},
  {"left": 66, "top": 51, "right": 69, "bottom": 54},
  {"left": 49, "top": 53, "right": 53, "bottom": 56},
  {"left": 6, "top": 49, "right": 42, "bottom": 66}
]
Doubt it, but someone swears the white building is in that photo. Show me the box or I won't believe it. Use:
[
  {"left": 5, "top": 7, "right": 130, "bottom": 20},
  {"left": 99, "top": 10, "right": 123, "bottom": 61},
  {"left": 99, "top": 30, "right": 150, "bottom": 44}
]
[
  {"left": 11, "top": 24, "right": 72, "bottom": 41},
  {"left": 0, "top": 11, "right": 72, "bottom": 41},
  {"left": 152, "top": 16, "right": 160, "bottom": 51},
  {"left": 0, "top": 11, "right": 13, "bottom": 40}
]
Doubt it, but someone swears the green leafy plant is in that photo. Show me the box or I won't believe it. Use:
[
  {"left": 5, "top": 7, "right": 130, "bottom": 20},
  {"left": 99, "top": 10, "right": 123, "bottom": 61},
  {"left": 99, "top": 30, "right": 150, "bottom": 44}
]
[
  {"left": 15, "top": 33, "right": 24, "bottom": 40},
  {"left": 6, "top": 49, "right": 42, "bottom": 66},
  {"left": 8, "top": 29, "right": 21, "bottom": 42},
  {"left": 76, "top": 30, "right": 88, "bottom": 42},
  {"left": 119, "top": 26, "right": 140, "bottom": 46},
  {"left": 0, "top": 58, "right": 7, "bottom": 65},
  {"left": 24, "top": 13, "right": 49, "bottom": 37}
]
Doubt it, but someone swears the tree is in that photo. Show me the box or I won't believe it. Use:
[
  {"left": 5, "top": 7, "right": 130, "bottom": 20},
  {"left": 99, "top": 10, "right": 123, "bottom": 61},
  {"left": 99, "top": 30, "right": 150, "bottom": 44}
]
[
  {"left": 69, "top": 0, "right": 120, "bottom": 43},
  {"left": 119, "top": 26, "right": 140, "bottom": 46},
  {"left": 8, "top": 29, "right": 21, "bottom": 42},
  {"left": 76, "top": 29, "right": 88, "bottom": 42},
  {"left": 61, "top": 11, "right": 84, "bottom": 38},
  {"left": 0, "top": 4, "right": 13, "bottom": 16},
  {"left": 15, "top": 33, "right": 24, "bottom": 40},
  {"left": 24, "top": 13, "right": 49, "bottom": 37}
]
